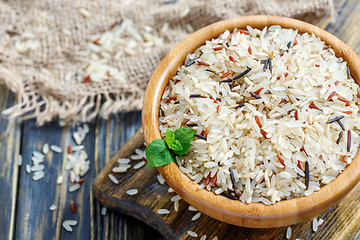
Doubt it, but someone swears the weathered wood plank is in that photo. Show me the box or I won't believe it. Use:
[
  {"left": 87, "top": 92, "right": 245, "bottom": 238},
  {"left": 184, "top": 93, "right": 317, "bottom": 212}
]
[
  {"left": 0, "top": 86, "right": 21, "bottom": 240},
  {"left": 15, "top": 120, "right": 69, "bottom": 239},
  {"left": 92, "top": 111, "right": 164, "bottom": 240}
]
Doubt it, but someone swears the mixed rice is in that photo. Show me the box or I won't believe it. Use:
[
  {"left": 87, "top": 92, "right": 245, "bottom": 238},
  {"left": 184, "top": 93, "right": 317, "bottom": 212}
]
[{"left": 159, "top": 26, "right": 360, "bottom": 204}]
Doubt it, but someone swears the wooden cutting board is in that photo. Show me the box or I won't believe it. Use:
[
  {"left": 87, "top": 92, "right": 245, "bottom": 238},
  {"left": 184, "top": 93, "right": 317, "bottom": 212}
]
[{"left": 93, "top": 128, "right": 360, "bottom": 239}]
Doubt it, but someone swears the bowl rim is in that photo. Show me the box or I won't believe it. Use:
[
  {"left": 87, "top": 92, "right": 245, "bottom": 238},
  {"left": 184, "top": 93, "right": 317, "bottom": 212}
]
[{"left": 142, "top": 15, "right": 360, "bottom": 228}]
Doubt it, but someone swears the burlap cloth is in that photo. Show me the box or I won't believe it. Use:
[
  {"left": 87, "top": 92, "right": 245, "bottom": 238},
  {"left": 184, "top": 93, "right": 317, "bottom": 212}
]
[{"left": 0, "top": 0, "right": 334, "bottom": 125}]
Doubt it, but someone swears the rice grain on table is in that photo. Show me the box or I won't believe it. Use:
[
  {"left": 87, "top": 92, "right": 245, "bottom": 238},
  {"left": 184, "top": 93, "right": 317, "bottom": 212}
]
[
  {"left": 69, "top": 184, "right": 81, "bottom": 192},
  {"left": 62, "top": 220, "right": 77, "bottom": 232},
  {"left": 101, "top": 207, "right": 107, "bottom": 215},
  {"left": 50, "top": 145, "right": 62, "bottom": 153},
  {"left": 32, "top": 171, "right": 45, "bottom": 181},
  {"left": 17, "top": 154, "right": 22, "bottom": 166},
  {"left": 160, "top": 26, "right": 360, "bottom": 204},
  {"left": 42, "top": 143, "right": 49, "bottom": 154},
  {"left": 49, "top": 204, "right": 57, "bottom": 211}
]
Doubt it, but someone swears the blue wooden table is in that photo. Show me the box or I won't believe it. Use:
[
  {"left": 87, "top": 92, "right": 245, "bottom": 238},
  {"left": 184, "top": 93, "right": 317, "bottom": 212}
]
[{"left": 1, "top": 0, "right": 360, "bottom": 239}]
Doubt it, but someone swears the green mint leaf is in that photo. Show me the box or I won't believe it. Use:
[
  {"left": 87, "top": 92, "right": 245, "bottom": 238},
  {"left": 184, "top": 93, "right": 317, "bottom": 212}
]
[
  {"left": 172, "top": 128, "right": 196, "bottom": 156},
  {"left": 169, "top": 139, "right": 183, "bottom": 152},
  {"left": 145, "top": 139, "right": 175, "bottom": 167},
  {"left": 165, "top": 129, "right": 175, "bottom": 147}
]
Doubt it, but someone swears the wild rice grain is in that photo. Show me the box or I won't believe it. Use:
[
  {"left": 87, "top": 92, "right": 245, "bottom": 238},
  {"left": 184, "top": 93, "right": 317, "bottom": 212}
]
[
  {"left": 347, "top": 130, "right": 351, "bottom": 152},
  {"left": 287, "top": 41, "right": 292, "bottom": 49},
  {"left": 268, "top": 58, "right": 272, "bottom": 73},
  {"left": 190, "top": 94, "right": 202, "bottom": 98},
  {"left": 194, "top": 134, "right": 207, "bottom": 140},
  {"left": 108, "top": 174, "right": 119, "bottom": 184},
  {"left": 305, "top": 161, "right": 309, "bottom": 189},
  {"left": 286, "top": 226, "right": 292, "bottom": 239},
  {"left": 187, "top": 231, "right": 198, "bottom": 237},
  {"left": 337, "top": 120, "right": 345, "bottom": 131},
  {"left": 229, "top": 168, "right": 237, "bottom": 191},
  {"left": 250, "top": 91, "right": 261, "bottom": 99},
  {"left": 185, "top": 57, "right": 200, "bottom": 67},
  {"left": 326, "top": 115, "right": 344, "bottom": 124},
  {"left": 262, "top": 59, "right": 268, "bottom": 71},
  {"left": 336, "top": 131, "right": 343, "bottom": 144},
  {"left": 232, "top": 67, "right": 251, "bottom": 81},
  {"left": 221, "top": 192, "right": 238, "bottom": 200}
]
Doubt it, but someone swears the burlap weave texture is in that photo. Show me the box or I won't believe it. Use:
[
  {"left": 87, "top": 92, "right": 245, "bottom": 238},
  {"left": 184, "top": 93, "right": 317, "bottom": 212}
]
[{"left": 0, "top": 0, "right": 333, "bottom": 125}]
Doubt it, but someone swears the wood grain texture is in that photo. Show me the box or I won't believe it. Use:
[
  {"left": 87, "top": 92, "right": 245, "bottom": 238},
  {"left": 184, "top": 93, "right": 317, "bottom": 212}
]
[
  {"left": 0, "top": 85, "right": 21, "bottom": 240},
  {"left": 142, "top": 15, "right": 360, "bottom": 228}
]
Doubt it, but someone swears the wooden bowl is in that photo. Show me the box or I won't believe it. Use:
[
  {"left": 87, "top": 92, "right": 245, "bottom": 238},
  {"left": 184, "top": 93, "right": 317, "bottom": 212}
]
[{"left": 141, "top": 15, "right": 360, "bottom": 228}]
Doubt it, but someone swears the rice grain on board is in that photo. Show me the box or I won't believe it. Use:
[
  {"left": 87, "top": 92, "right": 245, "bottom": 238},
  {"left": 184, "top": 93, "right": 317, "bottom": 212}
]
[
  {"left": 157, "top": 209, "right": 170, "bottom": 214},
  {"left": 160, "top": 26, "right": 360, "bottom": 204},
  {"left": 286, "top": 226, "right": 292, "bottom": 239},
  {"left": 126, "top": 189, "right": 138, "bottom": 195}
]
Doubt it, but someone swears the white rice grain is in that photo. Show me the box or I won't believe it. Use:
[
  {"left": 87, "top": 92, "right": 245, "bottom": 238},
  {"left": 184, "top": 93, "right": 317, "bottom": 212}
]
[
  {"left": 49, "top": 204, "right": 57, "bottom": 211},
  {"left": 157, "top": 209, "right": 170, "bottom": 214},
  {"left": 286, "top": 226, "right": 292, "bottom": 239},
  {"left": 42, "top": 143, "right": 49, "bottom": 154},
  {"left": 101, "top": 207, "right": 107, "bottom": 215},
  {"left": 50, "top": 145, "right": 62, "bottom": 153},
  {"left": 313, "top": 218, "right": 318, "bottom": 232},
  {"left": 187, "top": 231, "right": 198, "bottom": 237},
  {"left": 69, "top": 184, "right": 81, "bottom": 192},
  {"left": 126, "top": 189, "right": 138, "bottom": 195},
  {"left": 133, "top": 161, "right": 146, "bottom": 169},
  {"left": 191, "top": 212, "right": 202, "bottom": 221},
  {"left": 108, "top": 174, "right": 119, "bottom": 184}
]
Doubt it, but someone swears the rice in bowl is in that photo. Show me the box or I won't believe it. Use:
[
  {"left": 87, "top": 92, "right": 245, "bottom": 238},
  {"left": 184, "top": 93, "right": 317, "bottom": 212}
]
[{"left": 159, "top": 26, "right": 360, "bottom": 204}]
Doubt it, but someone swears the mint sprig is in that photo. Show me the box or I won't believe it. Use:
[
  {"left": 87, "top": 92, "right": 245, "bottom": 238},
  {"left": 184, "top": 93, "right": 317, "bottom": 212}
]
[{"left": 145, "top": 128, "right": 196, "bottom": 167}]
